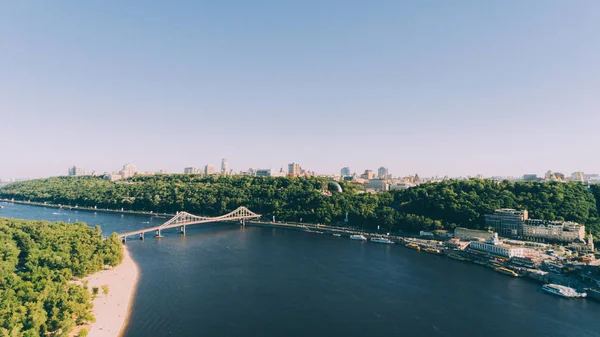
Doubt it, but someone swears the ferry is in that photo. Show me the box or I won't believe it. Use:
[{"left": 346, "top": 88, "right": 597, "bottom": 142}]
[
  {"left": 371, "top": 237, "right": 394, "bottom": 244},
  {"left": 350, "top": 234, "right": 367, "bottom": 241},
  {"left": 423, "top": 247, "right": 442, "bottom": 255},
  {"left": 447, "top": 252, "right": 471, "bottom": 262},
  {"left": 542, "top": 284, "right": 587, "bottom": 298},
  {"left": 494, "top": 267, "right": 519, "bottom": 277},
  {"left": 405, "top": 243, "right": 421, "bottom": 251}
]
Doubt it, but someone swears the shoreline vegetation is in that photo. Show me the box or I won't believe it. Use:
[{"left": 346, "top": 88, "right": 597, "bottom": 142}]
[
  {"left": 0, "top": 218, "right": 128, "bottom": 337},
  {"left": 1, "top": 175, "right": 599, "bottom": 238}
]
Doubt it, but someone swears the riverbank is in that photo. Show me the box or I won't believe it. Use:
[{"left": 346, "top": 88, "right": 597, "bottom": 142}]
[
  {"left": 82, "top": 246, "right": 139, "bottom": 337},
  {"left": 0, "top": 198, "right": 174, "bottom": 217}
]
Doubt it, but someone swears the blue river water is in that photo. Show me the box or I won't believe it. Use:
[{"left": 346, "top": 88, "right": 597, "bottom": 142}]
[{"left": 1, "top": 202, "right": 600, "bottom": 337}]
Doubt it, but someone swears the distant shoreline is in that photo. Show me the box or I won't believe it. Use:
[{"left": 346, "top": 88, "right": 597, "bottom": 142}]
[{"left": 0, "top": 198, "right": 174, "bottom": 218}]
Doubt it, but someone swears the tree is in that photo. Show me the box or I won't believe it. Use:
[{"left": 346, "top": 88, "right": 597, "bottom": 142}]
[
  {"left": 101, "top": 285, "right": 110, "bottom": 296},
  {"left": 92, "top": 287, "right": 99, "bottom": 299}
]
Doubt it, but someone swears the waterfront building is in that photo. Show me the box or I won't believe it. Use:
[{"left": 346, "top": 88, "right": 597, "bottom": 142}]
[
  {"left": 522, "top": 219, "right": 585, "bottom": 243},
  {"left": 120, "top": 163, "right": 137, "bottom": 179},
  {"left": 184, "top": 167, "right": 197, "bottom": 174},
  {"left": 68, "top": 166, "right": 87, "bottom": 176},
  {"left": 221, "top": 159, "right": 228, "bottom": 175},
  {"left": 454, "top": 227, "right": 494, "bottom": 241},
  {"left": 485, "top": 209, "right": 528, "bottom": 238},
  {"left": 340, "top": 167, "right": 351, "bottom": 176},
  {"left": 377, "top": 167, "right": 389, "bottom": 180},
  {"left": 469, "top": 233, "right": 525, "bottom": 258},
  {"left": 204, "top": 165, "right": 215, "bottom": 175},
  {"left": 588, "top": 232, "right": 595, "bottom": 252}
]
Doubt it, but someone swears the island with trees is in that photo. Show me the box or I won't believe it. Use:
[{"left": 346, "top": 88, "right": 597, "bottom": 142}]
[
  {"left": 0, "top": 218, "right": 123, "bottom": 336},
  {"left": 0, "top": 175, "right": 598, "bottom": 238}
]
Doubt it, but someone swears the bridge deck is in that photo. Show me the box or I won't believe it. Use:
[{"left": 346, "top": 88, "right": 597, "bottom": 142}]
[{"left": 118, "top": 206, "right": 261, "bottom": 238}]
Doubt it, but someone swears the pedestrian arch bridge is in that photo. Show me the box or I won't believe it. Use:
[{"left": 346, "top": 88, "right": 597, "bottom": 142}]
[{"left": 119, "top": 206, "right": 261, "bottom": 240}]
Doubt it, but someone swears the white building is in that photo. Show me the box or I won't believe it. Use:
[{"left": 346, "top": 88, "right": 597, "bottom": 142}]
[
  {"left": 454, "top": 227, "right": 494, "bottom": 241},
  {"left": 120, "top": 163, "right": 137, "bottom": 179},
  {"left": 523, "top": 219, "right": 585, "bottom": 243},
  {"left": 470, "top": 233, "right": 525, "bottom": 258},
  {"left": 184, "top": 167, "right": 197, "bottom": 174}
]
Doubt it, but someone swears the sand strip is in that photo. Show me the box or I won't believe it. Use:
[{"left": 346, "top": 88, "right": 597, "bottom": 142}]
[{"left": 85, "top": 245, "right": 139, "bottom": 337}]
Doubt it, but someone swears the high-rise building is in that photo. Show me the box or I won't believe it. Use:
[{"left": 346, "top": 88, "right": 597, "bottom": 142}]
[
  {"left": 341, "top": 167, "right": 351, "bottom": 176},
  {"left": 377, "top": 167, "right": 389, "bottom": 180},
  {"left": 184, "top": 167, "right": 196, "bottom": 174},
  {"left": 360, "top": 170, "right": 375, "bottom": 180},
  {"left": 120, "top": 163, "right": 137, "bottom": 179},
  {"left": 485, "top": 209, "right": 529, "bottom": 238},
  {"left": 68, "top": 166, "right": 87, "bottom": 176},
  {"left": 205, "top": 165, "right": 215, "bottom": 175},
  {"left": 221, "top": 158, "right": 228, "bottom": 175},
  {"left": 288, "top": 163, "right": 301, "bottom": 176}
]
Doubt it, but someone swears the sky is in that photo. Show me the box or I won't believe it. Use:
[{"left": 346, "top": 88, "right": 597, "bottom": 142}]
[{"left": 1, "top": 1, "right": 600, "bottom": 179}]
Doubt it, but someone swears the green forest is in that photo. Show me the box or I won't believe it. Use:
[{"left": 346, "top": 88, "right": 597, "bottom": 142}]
[
  {"left": 1, "top": 175, "right": 600, "bottom": 237},
  {"left": 0, "top": 218, "right": 123, "bottom": 337}
]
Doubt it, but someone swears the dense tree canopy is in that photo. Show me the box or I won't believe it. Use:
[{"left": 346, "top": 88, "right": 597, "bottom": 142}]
[
  {"left": 0, "top": 218, "right": 123, "bottom": 337},
  {"left": 1, "top": 175, "right": 599, "bottom": 237}
]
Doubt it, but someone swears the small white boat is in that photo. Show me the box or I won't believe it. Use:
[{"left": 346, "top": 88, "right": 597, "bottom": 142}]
[
  {"left": 350, "top": 234, "right": 367, "bottom": 241},
  {"left": 542, "top": 284, "right": 587, "bottom": 298},
  {"left": 371, "top": 237, "right": 394, "bottom": 244},
  {"left": 333, "top": 233, "right": 341, "bottom": 237}
]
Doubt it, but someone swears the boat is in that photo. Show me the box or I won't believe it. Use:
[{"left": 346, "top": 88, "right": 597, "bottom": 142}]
[
  {"left": 447, "top": 252, "right": 471, "bottom": 262},
  {"left": 371, "top": 237, "right": 394, "bottom": 244},
  {"left": 350, "top": 234, "right": 367, "bottom": 241},
  {"left": 474, "top": 260, "right": 487, "bottom": 266},
  {"left": 423, "top": 247, "right": 442, "bottom": 255},
  {"left": 584, "top": 288, "right": 600, "bottom": 301},
  {"left": 332, "top": 233, "right": 341, "bottom": 237},
  {"left": 495, "top": 267, "right": 519, "bottom": 277},
  {"left": 405, "top": 243, "right": 421, "bottom": 250},
  {"left": 542, "top": 284, "right": 586, "bottom": 298}
]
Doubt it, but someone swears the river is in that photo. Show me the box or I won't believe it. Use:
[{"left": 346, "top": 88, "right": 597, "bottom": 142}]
[{"left": 1, "top": 202, "right": 599, "bottom": 337}]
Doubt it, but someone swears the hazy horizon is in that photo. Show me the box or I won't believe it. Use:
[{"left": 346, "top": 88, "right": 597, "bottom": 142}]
[{"left": 2, "top": 1, "right": 599, "bottom": 179}]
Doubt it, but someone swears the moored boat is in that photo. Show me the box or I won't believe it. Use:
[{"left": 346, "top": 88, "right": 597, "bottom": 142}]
[
  {"left": 350, "top": 234, "right": 367, "bottom": 241},
  {"left": 371, "top": 237, "right": 394, "bottom": 244},
  {"left": 494, "top": 267, "right": 519, "bottom": 277},
  {"left": 423, "top": 247, "right": 442, "bottom": 255},
  {"left": 542, "top": 284, "right": 586, "bottom": 298},
  {"left": 405, "top": 243, "right": 421, "bottom": 250},
  {"left": 447, "top": 252, "right": 471, "bottom": 262}
]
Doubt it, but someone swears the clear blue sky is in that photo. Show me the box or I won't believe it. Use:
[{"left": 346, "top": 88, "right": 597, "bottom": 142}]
[{"left": 2, "top": 1, "right": 599, "bottom": 179}]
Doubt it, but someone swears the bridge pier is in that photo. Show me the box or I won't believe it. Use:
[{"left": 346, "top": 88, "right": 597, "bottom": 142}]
[
  {"left": 155, "top": 229, "right": 163, "bottom": 238},
  {"left": 122, "top": 236, "right": 126, "bottom": 244},
  {"left": 180, "top": 225, "right": 186, "bottom": 235},
  {"left": 140, "top": 233, "right": 144, "bottom": 241}
]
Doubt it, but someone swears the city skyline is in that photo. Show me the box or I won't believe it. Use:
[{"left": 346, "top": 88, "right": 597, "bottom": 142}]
[{"left": 2, "top": 1, "right": 600, "bottom": 178}]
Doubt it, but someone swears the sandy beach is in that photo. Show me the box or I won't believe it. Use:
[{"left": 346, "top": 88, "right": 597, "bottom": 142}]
[{"left": 84, "top": 246, "right": 140, "bottom": 337}]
